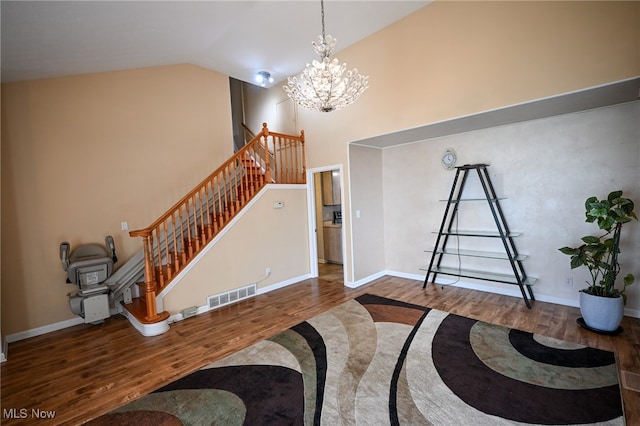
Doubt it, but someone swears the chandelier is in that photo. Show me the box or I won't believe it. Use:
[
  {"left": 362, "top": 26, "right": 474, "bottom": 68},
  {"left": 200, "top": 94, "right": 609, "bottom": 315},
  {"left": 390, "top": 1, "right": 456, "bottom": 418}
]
[{"left": 283, "top": 0, "right": 369, "bottom": 113}]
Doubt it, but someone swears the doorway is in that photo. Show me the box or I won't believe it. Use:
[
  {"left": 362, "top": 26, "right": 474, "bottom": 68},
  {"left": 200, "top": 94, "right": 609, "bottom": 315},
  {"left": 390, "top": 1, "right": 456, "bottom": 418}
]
[{"left": 307, "top": 166, "right": 345, "bottom": 283}]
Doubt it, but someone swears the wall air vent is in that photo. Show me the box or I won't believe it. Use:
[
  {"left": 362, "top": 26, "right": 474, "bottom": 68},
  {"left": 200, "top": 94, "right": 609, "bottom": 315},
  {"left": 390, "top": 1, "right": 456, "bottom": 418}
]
[{"left": 207, "top": 284, "right": 257, "bottom": 310}]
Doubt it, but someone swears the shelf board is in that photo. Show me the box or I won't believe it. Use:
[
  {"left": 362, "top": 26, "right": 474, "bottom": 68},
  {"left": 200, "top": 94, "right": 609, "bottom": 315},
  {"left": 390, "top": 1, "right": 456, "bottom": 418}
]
[
  {"left": 440, "top": 198, "right": 505, "bottom": 203},
  {"left": 434, "top": 230, "right": 521, "bottom": 238},
  {"left": 424, "top": 266, "right": 536, "bottom": 286},
  {"left": 425, "top": 248, "right": 528, "bottom": 261}
]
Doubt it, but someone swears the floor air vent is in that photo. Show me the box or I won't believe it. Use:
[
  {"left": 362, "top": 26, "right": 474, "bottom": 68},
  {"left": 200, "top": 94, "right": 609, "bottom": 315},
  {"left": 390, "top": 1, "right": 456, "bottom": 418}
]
[{"left": 208, "top": 284, "right": 257, "bottom": 310}]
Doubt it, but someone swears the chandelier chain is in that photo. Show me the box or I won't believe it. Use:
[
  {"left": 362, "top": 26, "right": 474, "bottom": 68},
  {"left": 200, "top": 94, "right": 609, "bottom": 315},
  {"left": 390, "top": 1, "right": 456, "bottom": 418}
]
[{"left": 320, "top": 0, "right": 326, "bottom": 42}]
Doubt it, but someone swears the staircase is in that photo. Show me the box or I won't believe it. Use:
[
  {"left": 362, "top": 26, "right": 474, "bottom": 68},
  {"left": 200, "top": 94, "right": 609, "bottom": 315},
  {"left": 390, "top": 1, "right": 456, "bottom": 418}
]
[{"left": 113, "top": 123, "right": 306, "bottom": 333}]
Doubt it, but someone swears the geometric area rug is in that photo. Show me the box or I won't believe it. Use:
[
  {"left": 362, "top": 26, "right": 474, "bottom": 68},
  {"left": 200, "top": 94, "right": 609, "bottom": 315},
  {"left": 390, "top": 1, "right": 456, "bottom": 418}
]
[{"left": 87, "top": 294, "right": 624, "bottom": 425}]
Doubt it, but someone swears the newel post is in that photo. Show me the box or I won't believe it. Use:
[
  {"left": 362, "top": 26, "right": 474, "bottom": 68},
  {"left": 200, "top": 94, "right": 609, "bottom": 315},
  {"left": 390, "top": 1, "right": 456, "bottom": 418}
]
[
  {"left": 262, "top": 122, "right": 272, "bottom": 182},
  {"left": 139, "top": 233, "right": 160, "bottom": 321}
]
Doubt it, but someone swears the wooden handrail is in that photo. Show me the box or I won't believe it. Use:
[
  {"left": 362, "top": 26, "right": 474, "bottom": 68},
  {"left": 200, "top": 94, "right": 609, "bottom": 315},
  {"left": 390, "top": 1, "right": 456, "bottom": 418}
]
[
  {"left": 127, "top": 123, "right": 305, "bottom": 323},
  {"left": 241, "top": 122, "right": 256, "bottom": 142}
]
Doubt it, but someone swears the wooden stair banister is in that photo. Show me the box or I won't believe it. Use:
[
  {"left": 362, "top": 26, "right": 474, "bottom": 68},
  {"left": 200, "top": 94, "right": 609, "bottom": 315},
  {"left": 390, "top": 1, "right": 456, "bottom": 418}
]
[{"left": 126, "top": 123, "right": 305, "bottom": 325}]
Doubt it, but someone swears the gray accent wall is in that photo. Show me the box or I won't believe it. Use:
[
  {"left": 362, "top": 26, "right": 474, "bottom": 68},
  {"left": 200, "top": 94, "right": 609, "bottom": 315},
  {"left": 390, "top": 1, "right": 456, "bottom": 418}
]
[{"left": 351, "top": 101, "right": 640, "bottom": 311}]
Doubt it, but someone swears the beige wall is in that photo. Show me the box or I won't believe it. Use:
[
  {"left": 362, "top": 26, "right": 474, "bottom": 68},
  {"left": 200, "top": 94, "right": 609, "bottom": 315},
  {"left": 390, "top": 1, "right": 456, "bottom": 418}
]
[
  {"left": 1, "top": 64, "right": 234, "bottom": 335},
  {"left": 2, "top": 1, "right": 639, "bottom": 337},
  {"left": 163, "top": 186, "right": 310, "bottom": 313},
  {"left": 246, "top": 1, "right": 639, "bottom": 289},
  {"left": 349, "top": 145, "right": 385, "bottom": 282}
]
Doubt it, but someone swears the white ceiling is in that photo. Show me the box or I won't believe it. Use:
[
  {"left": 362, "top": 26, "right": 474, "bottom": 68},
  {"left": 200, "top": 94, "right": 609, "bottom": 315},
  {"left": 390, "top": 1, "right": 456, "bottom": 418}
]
[{"left": 1, "top": 1, "right": 430, "bottom": 85}]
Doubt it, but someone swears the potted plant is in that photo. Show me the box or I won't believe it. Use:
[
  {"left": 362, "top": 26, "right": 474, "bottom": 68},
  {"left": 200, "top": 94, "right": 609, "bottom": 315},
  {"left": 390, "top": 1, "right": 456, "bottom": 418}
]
[{"left": 559, "top": 190, "right": 637, "bottom": 332}]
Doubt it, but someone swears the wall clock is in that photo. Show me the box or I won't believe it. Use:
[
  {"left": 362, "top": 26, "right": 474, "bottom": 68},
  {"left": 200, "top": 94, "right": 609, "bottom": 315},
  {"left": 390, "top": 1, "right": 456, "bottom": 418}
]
[{"left": 441, "top": 148, "right": 457, "bottom": 170}]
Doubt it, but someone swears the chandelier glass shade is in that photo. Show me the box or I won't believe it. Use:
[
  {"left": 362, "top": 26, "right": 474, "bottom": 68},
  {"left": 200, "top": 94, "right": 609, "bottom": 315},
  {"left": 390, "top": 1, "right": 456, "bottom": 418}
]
[{"left": 283, "top": 1, "right": 368, "bottom": 113}]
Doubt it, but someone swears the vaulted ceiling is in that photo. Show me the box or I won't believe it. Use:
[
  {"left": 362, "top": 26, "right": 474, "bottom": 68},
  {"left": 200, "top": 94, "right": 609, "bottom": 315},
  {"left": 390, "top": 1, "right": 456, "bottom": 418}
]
[{"left": 1, "top": 1, "right": 430, "bottom": 84}]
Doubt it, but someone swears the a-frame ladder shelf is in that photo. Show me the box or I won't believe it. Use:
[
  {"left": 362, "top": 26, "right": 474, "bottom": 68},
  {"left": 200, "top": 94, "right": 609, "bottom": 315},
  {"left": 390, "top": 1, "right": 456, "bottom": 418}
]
[{"left": 423, "top": 163, "right": 535, "bottom": 308}]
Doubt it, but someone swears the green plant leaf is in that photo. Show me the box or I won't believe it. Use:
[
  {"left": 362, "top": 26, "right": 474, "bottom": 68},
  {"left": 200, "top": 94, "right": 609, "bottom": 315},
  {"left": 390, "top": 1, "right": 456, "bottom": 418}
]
[
  {"left": 570, "top": 255, "right": 585, "bottom": 269},
  {"left": 581, "top": 236, "right": 600, "bottom": 244},
  {"left": 608, "top": 190, "right": 623, "bottom": 201},
  {"left": 588, "top": 202, "right": 609, "bottom": 217},
  {"left": 597, "top": 215, "right": 615, "bottom": 231},
  {"left": 623, "top": 274, "right": 635, "bottom": 287},
  {"left": 559, "top": 247, "right": 579, "bottom": 255}
]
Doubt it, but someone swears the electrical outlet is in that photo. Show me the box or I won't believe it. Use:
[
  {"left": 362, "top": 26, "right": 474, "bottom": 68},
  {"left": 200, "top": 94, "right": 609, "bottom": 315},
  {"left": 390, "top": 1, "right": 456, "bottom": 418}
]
[
  {"left": 266, "top": 267, "right": 271, "bottom": 276},
  {"left": 565, "top": 276, "right": 573, "bottom": 287},
  {"left": 121, "top": 222, "right": 128, "bottom": 231}
]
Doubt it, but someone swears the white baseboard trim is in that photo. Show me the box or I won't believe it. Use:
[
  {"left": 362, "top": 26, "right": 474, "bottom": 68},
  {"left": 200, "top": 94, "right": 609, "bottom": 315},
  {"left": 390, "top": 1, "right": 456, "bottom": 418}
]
[
  {"left": 258, "top": 273, "right": 313, "bottom": 295},
  {"left": 1, "top": 337, "right": 8, "bottom": 363},
  {"left": 6, "top": 316, "right": 85, "bottom": 344},
  {"left": 383, "top": 270, "right": 640, "bottom": 318},
  {"left": 345, "top": 270, "right": 387, "bottom": 288},
  {"left": 167, "top": 273, "right": 313, "bottom": 324},
  {"left": 385, "top": 269, "right": 579, "bottom": 307}
]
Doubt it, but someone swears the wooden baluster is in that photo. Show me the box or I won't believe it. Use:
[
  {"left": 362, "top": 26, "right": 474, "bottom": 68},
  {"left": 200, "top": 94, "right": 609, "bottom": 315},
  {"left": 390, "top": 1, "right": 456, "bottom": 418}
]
[
  {"left": 283, "top": 137, "right": 289, "bottom": 183},
  {"left": 262, "top": 124, "right": 272, "bottom": 183},
  {"left": 205, "top": 180, "right": 213, "bottom": 239},
  {"left": 177, "top": 207, "right": 186, "bottom": 265},
  {"left": 273, "top": 135, "right": 279, "bottom": 183},
  {"left": 282, "top": 136, "right": 286, "bottom": 183},
  {"left": 277, "top": 136, "right": 283, "bottom": 183},
  {"left": 272, "top": 135, "right": 278, "bottom": 183},
  {"left": 285, "top": 137, "right": 292, "bottom": 183},
  {"left": 183, "top": 202, "right": 193, "bottom": 257},
  {"left": 250, "top": 151, "right": 258, "bottom": 195},
  {"left": 287, "top": 137, "right": 292, "bottom": 183},
  {"left": 153, "top": 227, "right": 164, "bottom": 288},
  {"left": 240, "top": 156, "right": 248, "bottom": 201},
  {"left": 222, "top": 166, "right": 230, "bottom": 219},
  {"left": 292, "top": 138, "right": 297, "bottom": 183},
  {"left": 163, "top": 220, "right": 172, "bottom": 280},
  {"left": 242, "top": 152, "right": 249, "bottom": 198},
  {"left": 196, "top": 189, "right": 205, "bottom": 244},
  {"left": 250, "top": 142, "right": 260, "bottom": 188},
  {"left": 245, "top": 153, "right": 253, "bottom": 198},
  {"left": 171, "top": 212, "right": 180, "bottom": 271},
  {"left": 217, "top": 173, "right": 225, "bottom": 227},
  {"left": 213, "top": 176, "right": 220, "bottom": 233},
  {"left": 233, "top": 160, "right": 240, "bottom": 212},
  {"left": 231, "top": 159, "right": 239, "bottom": 207},
  {"left": 189, "top": 197, "right": 199, "bottom": 252}
]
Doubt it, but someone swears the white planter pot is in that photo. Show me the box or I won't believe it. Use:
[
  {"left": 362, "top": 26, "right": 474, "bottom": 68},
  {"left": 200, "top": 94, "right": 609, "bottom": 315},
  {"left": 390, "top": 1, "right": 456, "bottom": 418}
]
[{"left": 579, "top": 291, "right": 624, "bottom": 332}]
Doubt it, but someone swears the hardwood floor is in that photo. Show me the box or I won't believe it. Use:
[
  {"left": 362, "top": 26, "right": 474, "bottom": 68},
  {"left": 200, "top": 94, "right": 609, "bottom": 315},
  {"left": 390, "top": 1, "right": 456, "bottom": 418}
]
[{"left": 2, "top": 264, "right": 639, "bottom": 425}]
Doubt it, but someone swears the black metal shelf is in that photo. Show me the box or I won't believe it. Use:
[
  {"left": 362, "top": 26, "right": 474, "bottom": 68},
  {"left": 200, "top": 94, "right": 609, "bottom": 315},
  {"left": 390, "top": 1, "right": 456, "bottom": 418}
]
[
  {"left": 423, "top": 164, "right": 535, "bottom": 308},
  {"left": 434, "top": 230, "right": 522, "bottom": 238}
]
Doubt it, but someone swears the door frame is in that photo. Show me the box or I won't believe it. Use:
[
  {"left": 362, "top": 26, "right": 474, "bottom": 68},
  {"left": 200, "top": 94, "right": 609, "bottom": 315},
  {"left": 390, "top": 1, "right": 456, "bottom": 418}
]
[{"left": 306, "top": 164, "right": 345, "bottom": 279}]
